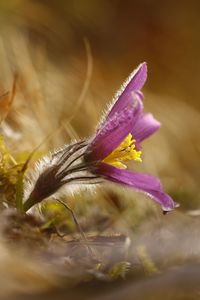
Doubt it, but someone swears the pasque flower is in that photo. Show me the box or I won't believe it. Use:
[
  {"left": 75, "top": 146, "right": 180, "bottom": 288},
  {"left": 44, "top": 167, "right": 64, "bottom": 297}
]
[{"left": 23, "top": 62, "right": 178, "bottom": 212}]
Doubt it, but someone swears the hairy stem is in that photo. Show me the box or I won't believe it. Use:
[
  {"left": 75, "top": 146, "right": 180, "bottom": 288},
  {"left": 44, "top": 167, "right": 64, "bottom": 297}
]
[{"left": 23, "top": 197, "right": 36, "bottom": 212}]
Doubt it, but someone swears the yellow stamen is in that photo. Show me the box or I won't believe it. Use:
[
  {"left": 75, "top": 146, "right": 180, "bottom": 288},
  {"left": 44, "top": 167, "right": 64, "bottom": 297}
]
[{"left": 102, "top": 133, "right": 142, "bottom": 169}]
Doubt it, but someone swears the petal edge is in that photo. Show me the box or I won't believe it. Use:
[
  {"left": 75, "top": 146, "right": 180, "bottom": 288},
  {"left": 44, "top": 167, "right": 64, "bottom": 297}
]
[{"left": 97, "top": 163, "right": 177, "bottom": 212}]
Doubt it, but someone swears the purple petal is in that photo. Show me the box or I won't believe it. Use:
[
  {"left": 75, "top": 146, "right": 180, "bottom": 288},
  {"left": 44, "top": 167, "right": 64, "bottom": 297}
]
[
  {"left": 97, "top": 163, "right": 177, "bottom": 212},
  {"left": 132, "top": 113, "right": 161, "bottom": 148},
  {"left": 85, "top": 94, "right": 143, "bottom": 162},
  {"left": 107, "top": 62, "right": 147, "bottom": 118}
]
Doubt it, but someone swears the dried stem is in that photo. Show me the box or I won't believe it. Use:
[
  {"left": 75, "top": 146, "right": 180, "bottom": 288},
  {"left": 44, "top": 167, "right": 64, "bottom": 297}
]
[{"left": 56, "top": 199, "right": 95, "bottom": 259}]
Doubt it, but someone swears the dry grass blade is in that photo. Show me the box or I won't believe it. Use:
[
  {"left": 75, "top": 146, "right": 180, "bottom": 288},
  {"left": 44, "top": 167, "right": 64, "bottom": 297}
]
[
  {"left": 0, "top": 74, "right": 17, "bottom": 124},
  {"left": 65, "top": 37, "right": 93, "bottom": 125}
]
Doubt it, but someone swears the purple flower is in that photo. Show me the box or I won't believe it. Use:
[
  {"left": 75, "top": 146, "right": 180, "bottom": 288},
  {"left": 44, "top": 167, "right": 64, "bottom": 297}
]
[
  {"left": 84, "top": 62, "right": 177, "bottom": 212},
  {"left": 24, "top": 62, "right": 178, "bottom": 213}
]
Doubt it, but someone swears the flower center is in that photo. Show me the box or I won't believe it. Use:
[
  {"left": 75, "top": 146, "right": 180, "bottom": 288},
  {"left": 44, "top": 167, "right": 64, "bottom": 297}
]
[{"left": 102, "top": 133, "right": 142, "bottom": 169}]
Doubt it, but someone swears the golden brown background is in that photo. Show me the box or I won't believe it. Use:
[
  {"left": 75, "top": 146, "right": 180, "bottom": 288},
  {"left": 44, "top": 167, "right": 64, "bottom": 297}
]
[{"left": 1, "top": 0, "right": 200, "bottom": 106}]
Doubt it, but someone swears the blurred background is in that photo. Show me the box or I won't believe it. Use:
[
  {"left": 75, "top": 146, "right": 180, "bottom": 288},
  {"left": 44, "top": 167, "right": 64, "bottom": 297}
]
[
  {"left": 1, "top": 0, "right": 200, "bottom": 107},
  {"left": 0, "top": 1, "right": 200, "bottom": 299}
]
